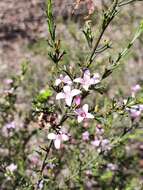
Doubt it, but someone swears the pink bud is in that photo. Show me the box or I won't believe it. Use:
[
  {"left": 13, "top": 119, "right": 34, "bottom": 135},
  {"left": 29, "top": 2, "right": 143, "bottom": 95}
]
[{"left": 74, "top": 96, "right": 81, "bottom": 106}]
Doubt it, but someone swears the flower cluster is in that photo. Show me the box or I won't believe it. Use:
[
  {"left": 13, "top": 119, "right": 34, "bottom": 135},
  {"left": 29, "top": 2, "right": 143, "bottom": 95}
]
[
  {"left": 47, "top": 70, "right": 100, "bottom": 149},
  {"left": 56, "top": 69, "right": 100, "bottom": 106},
  {"left": 91, "top": 125, "right": 111, "bottom": 152}
]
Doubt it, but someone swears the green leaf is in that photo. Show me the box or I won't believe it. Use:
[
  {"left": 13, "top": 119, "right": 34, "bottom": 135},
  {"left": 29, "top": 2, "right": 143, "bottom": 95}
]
[
  {"left": 36, "top": 89, "right": 53, "bottom": 103},
  {"left": 102, "top": 20, "right": 143, "bottom": 79},
  {"left": 46, "top": 0, "right": 56, "bottom": 42}
]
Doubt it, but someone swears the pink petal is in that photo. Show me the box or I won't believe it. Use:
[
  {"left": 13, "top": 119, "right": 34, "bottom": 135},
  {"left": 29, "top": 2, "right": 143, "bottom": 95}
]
[
  {"left": 61, "top": 134, "right": 69, "bottom": 141},
  {"left": 139, "top": 105, "right": 143, "bottom": 111},
  {"left": 86, "top": 113, "right": 94, "bottom": 119},
  {"left": 74, "top": 96, "right": 81, "bottom": 106},
  {"left": 82, "top": 104, "right": 89, "bottom": 113},
  {"left": 91, "top": 139, "right": 100, "bottom": 147},
  {"left": 65, "top": 97, "right": 72, "bottom": 106},
  {"left": 74, "top": 78, "right": 82, "bottom": 83},
  {"left": 56, "top": 92, "right": 65, "bottom": 100},
  {"left": 54, "top": 139, "right": 61, "bottom": 149},
  {"left": 82, "top": 131, "right": 89, "bottom": 141},
  {"left": 93, "top": 73, "right": 100, "bottom": 79},
  {"left": 75, "top": 108, "right": 82, "bottom": 115},
  {"left": 71, "top": 89, "right": 81, "bottom": 97},
  {"left": 63, "top": 85, "right": 71, "bottom": 93},
  {"left": 55, "top": 79, "right": 61, "bottom": 86},
  {"left": 131, "top": 84, "right": 141, "bottom": 92},
  {"left": 64, "top": 76, "right": 72, "bottom": 85},
  {"left": 83, "top": 70, "right": 91, "bottom": 81},
  {"left": 130, "top": 110, "right": 141, "bottom": 118},
  {"left": 48, "top": 133, "right": 56, "bottom": 140},
  {"left": 78, "top": 115, "right": 84, "bottom": 123}
]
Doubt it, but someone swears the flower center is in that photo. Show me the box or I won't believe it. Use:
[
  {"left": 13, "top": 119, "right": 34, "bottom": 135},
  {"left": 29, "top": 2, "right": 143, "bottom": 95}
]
[{"left": 81, "top": 112, "right": 86, "bottom": 118}]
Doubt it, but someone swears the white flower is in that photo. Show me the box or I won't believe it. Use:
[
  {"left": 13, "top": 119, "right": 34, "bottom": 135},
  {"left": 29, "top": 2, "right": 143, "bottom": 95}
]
[
  {"left": 55, "top": 75, "right": 72, "bottom": 86},
  {"left": 75, "top": 104, "right": 94, "bottom": 123},
  {"left": 74, "top": 70, "right": 100, "bottom": 91},
  {"left": 56, "top": 85, "right": 81, "bottom": 106},
  {"left": 48, "top": 132, "right": 69, "bottom": 149}
]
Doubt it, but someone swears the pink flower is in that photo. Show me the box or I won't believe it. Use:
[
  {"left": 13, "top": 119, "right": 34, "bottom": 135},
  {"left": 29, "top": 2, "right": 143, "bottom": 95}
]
[
  {"left": 130, "top": 109, "right": 141, "bottom": 119},
  {"left": 74, "top": 95, "right": 81, "bottom": 106},
  {"left": 29, "top": 154, "right": 40, "bottom": 165},
  {"left": 38, "top": 180, "right": 44, "bottom": 190},
  {"left": 82, "top": 131, "right": 89, "bottom": 141},
  {"left": 75, "top": 104, "right": 94, "bottom": 123},
  {"left": 101, "top": 139, "right": 111, "bottom": 151},
  {"left": 91, "top": 139, "right": 100, "bottom": 147},
  {"left": 55, "top": 75, "right": 72, "bottom": 86},
  {"left": 74, "top": 70, "right": 100, "bottom": 91},
  {"left": 6, "top": 163, "right": 17, "bottom": 173},
  {"left": 56, "top": 86, "right": 81, "bottom": 106},
  {"left": 131, "top": 84, "right": 141, "bottom": 97},
  {"left": 126, "top": 104, "right": 143, "bottom": 119},
  {"left": 96, "top": 124, "right": 104, "bottom": 135},
  {"left": 5, "top": 121, "right": 15, "bottom": 130},
  {"left": 139, "top": 104, "right": 143, "bottom": 111},
  {"left": 85, "top": 170, "right": 92, "bottom": 176},
  {"left": 48, "top": 132, "right": 69, "bottom": 149},
  {"left": 4, "top": 79, "right": 13, "bottom": 85}
]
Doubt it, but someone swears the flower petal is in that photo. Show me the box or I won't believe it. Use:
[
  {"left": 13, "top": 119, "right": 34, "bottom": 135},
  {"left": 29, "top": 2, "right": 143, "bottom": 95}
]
[
  {"left": 56, "top": 92, "right": 65, "bottom": 100},
  {"left": 65, "top": 97, "right": 72, "bottom": 106},
  {"left": 63, "top": 85, "right": 71, "bottom": 93},
  {"left": 83, "top": 70, "right": 91, "bottom": 81},
  {"left": 64, "top": 76, "right": 72, "bottom": 85},
  {"left": 139, "top": 104, "right": 143, "bottom": 111},
  {"left": 48, "top": 133, "right": 56, "bottom": 140},
  {"left": 71, "top": 89, "right": 81, "bottom": 97},
  {"left": 54, "top": 139, "right": 61, "bottom": 149},
  {"left": 82, "top": 84, "right": 90, "bottom": 91},
  {"left": 78, "top": 116, "right": 84, "bottom": 123},
  {"left": 75, "top": 108, "right": 82, "bottom": 115},
  {"left": 74, "top": 78, "right": 82, "bottom": 83},
  {"left": 55, "top": 79, "right": 61, "bottom": 86},
  {"left": 86, "top": 113, "right": 94, "bottom": 119},
  {"left": 82, "top": 104, "right": 89, "bottom": 113},
  {"left": 61, "top": 134, "right": 69, "bottom": 141},
  {"left": 91, "top": 140, "right": 100, "bottom": 147}
]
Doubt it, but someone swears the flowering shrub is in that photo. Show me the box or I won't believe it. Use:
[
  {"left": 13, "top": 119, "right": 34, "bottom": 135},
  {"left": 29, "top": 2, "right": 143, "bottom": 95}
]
[{"left": 0, "top": 0, "right": 143, "bottom": 189}]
